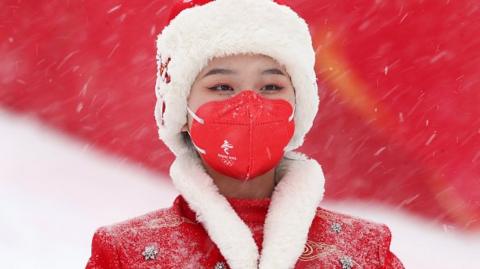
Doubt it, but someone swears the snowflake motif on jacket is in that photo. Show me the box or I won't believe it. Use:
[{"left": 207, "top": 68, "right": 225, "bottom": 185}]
[
  {"left": 85, "top": 195, "right": 404, "bottom": 269},
  {"left": 142, "top": 245, "right": 159, "bottom": 261}
]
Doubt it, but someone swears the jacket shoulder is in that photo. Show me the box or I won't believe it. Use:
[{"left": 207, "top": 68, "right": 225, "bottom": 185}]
[
  {"left": 314, "top": 206, "right": 392, "bottom": 238},
  {"left": 86, "top": 202, "right": 194, "bottom": 268},
  {"left": 102, "top": 205, "right": 181, "bottom": 236},
  {"left": 307, "top": 206, "right": 395, "bottom": 267}
]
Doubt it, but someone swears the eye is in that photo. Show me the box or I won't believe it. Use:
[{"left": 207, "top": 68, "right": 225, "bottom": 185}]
[
  {"left": 208, "top": 84, "right": 234, "bottom": 92},
  {"left": 261, "top": 84, "right": 284, "bottom": 91}
]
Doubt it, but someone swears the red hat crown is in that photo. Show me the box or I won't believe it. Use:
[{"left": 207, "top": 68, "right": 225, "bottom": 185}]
[
  {"left": 169, "top": 0, "right": 290, "bottom": 23},
  {"left": 168, "top": 0, "right": 213, "bottom": 22}
]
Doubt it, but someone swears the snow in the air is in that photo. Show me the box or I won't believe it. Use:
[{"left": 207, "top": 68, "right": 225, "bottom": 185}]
[{"left": 1, "top": 109, "right": 479, "bottom": 268}]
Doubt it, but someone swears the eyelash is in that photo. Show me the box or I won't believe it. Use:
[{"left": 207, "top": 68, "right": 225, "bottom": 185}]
[{"left": 208, "top": 84, "right": 284, "bottom": 92}]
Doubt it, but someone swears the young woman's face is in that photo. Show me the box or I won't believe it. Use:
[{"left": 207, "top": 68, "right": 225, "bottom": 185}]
[{"left": 182, "top": 53, "right": 296, "bottom": 132}]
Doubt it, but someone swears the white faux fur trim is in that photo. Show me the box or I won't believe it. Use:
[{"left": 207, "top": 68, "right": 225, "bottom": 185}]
[
  {"left": 259, "top": 152, "right": 325, "bottom": 268},
  {"left": 169, "top": 151, "right": 325, "bottom": 269},
  {"left": 155, "top": 0, "right": 319, "bottom": 156},
  {"left": 170, "top": 152, "right": 259, "bottom": 268}
]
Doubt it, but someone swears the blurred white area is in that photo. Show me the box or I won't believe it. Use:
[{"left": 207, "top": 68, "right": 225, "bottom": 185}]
[
  {"left": 1, "top": 109, "right": 479, "bottom": 268},
  {"left": 0, "top": 109, "right": 178, "bottom": 268}
]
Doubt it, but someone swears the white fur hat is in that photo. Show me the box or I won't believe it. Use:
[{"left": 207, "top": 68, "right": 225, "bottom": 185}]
[{"left": 154, "top": 0, "right": 319, "bottom": 156}]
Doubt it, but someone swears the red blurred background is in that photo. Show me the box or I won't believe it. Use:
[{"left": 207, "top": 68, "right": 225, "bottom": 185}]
[{"left": 1, "top": 0, "right": 479, "bottom": 231}]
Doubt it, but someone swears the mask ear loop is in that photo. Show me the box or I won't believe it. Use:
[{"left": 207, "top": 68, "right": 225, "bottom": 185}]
[
  {"left": 283, "top": 103, "right": 296, "bottom": 153},
  {"left": 186, "top": 106, "right": 206, "bottom": 154},
  {"left": 186, "top": 106, "right": 205, "bottom": 124},
  {"left": 288, "top": 105, "right": 295, "bottom": 122}
]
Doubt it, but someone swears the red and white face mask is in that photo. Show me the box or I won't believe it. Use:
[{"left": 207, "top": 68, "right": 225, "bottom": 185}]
[{"left": 186, "top": 90, "right": 295, "bottom": 181}]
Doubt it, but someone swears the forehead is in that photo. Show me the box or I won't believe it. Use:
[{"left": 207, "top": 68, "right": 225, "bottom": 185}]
[{"left": 202, "top": 53, "right": 285, "bottom": 71}]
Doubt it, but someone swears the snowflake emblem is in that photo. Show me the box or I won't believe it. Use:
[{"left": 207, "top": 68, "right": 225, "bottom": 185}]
[
  {"left": 339, "top": 256, "right": 354, "bottom": 269},
  {"left": 330, "top": 222, "right": 342, "bottom": 234},
  {"left": 214, "top": 261, "right": 227, "bottom": 269},
  {"left": 142, "top": 245, "right": 159, "bottom": 261}
]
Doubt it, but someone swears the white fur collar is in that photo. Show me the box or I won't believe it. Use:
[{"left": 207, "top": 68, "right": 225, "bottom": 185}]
[{"left": 169, "top": 151, "right": 325, "bottom": 269}]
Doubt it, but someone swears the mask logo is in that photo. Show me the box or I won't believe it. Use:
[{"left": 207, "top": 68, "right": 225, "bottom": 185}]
[
  {"left": 219, "top": 139, "right": 236, "bottom": 166},
  {"left": 221, "top": 140, "right": 233, "bottom": 155}
]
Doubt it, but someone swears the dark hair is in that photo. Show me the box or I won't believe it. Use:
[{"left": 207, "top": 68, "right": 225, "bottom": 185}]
[{"left": 181, "top": 131, "right": 196, "bottom": 152}]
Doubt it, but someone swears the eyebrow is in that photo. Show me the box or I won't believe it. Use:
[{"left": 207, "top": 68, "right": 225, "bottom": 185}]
[
  {"left": 202, "top": 68, "right": 237, "bottom": 78},
  {"left": 202, "top": 68, "right": 287, "bottom": 78},
  {"left": 261, "top": 68, "right": 286, "bottom": 76}
]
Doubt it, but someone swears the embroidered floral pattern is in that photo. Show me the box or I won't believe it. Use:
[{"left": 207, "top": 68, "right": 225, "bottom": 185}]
[{"left": 299, "top": 240, "right": 339, "bottom": 261}]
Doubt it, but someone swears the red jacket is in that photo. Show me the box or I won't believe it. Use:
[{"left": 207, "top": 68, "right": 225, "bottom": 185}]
[{"left": 86, "top": 152, "right": 404, "bottom": 269}]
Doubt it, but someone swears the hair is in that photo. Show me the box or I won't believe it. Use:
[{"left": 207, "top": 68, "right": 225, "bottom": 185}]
[{"left": 181, "top": 131, "right": 197, "bottom": 153}]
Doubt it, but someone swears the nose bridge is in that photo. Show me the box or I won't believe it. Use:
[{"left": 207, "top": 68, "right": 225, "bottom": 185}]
[
  {"left": 237, "top": 75, "right": 260, "bottom": 94},
  {"left": 235, "top": 61, "right": 267, "bottom": 91},
  {"left": 236, "top": 88, "right": 261, "bottom": 102},
  {"left": 237, "top": 86, "right": 258, "bottom": 94}
]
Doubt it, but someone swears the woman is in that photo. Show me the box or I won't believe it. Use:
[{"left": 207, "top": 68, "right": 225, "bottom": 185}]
[{"left": 86, "top": 0, "right": 404, "bottom": 268}]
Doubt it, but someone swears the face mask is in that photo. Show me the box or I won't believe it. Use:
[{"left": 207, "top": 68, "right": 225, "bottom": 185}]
[{"left": 186, "top": 90, "right": 295, "bottom": 181}]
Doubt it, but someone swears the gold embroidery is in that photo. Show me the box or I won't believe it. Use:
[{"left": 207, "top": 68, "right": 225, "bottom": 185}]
[{"left": 299, "top": 240, "right": 339, "bottom": 261}]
